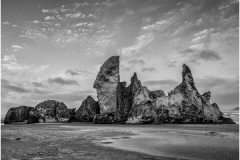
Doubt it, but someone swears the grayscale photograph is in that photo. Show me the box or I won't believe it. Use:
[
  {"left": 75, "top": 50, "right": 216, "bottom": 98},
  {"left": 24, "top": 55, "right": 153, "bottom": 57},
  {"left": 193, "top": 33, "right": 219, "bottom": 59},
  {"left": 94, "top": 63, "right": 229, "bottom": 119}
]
[{"left": 1, "top": 0, "right": 239, "bottom": 159}]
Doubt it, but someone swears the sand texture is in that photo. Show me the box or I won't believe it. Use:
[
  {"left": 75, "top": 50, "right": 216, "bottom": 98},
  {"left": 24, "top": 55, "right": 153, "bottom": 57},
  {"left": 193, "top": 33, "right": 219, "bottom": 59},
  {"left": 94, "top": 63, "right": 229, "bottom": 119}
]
[{"left": 1, "top": 123, "right": 239, "bottom": 160}]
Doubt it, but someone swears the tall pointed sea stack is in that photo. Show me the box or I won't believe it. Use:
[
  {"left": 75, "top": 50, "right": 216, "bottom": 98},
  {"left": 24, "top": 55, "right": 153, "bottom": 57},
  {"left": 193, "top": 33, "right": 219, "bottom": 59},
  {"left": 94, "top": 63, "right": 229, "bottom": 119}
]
[{"left": 93, "top": 56, "right": 120, "bottom": 114}]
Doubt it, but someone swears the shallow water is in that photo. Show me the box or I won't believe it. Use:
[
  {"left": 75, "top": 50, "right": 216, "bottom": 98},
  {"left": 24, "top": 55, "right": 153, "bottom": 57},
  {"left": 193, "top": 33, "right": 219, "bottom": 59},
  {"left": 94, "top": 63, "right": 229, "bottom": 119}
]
[{"left": 98, "top": 131, "right": 239, "bottom": 160}]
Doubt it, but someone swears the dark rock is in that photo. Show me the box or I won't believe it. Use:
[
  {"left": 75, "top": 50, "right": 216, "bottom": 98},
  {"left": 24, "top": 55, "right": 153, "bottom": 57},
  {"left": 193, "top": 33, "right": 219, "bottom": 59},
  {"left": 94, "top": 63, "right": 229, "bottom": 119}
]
[
  {"left": 93, "top": 113, "right": 116, "bottom": 124},
  {"left": 4, "top": 106, "right": 34, "bottom": 124},
  {"left": 75, "top": 96, "right": 100, "bottom": 122},
  {"left": 116, "top": 81, "right": 131, "bottom": 121},
  {"left": 68, "top": 108, "right": 76, "bottom": 115},
  {"left": 67, "top": 108, "right": 76, "bottom": 122},
  {"left": 35, "top": 100, "right": 69, "bottom": 122},
  {"left": 93, "top": 56, "right": 120, "bottom": 114},
  {"left": 150, "top": 90, "right": 166, "bottom": 99},
  {"left": 27, "top": 108, "right": 41, "bottom": 124},
  {"left": 220, "top": 117, "right": 236, "bottom": 124}
]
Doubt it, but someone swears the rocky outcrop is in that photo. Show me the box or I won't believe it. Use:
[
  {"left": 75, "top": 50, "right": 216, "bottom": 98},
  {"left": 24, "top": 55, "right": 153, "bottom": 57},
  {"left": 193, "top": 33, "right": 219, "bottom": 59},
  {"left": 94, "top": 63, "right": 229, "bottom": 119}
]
[
  {"left": 126, "top": 73, "right": 157, "bottom": 124},
  {"left": 93, "top": 56, "right": 234, "bottom": 124},
  {"left": 93, "top": 56, "right": 120, "bottom": 114},
  {"left": 68, "top": 108, "right": 76, "bottom": 122},
  {"left": 56, "top": 102, "right": 69, "bottom": 122},
  {"left": 93, "top": 113, "right": 116, "bottom": 124},
  {"left": 4, "top": 106, "right": 34, "bottom": 124},
  {"left": 151, "top": 64, "right": 204, "bottom": 123},
  {"left": 75, "top": 96, "right": 100, "bottom": 122},
  {"left": 35, "top": 100, "right": 69, "bottom": 122},
  {"left": 150, "top": 90, "right": 166, "bottom": 99},
  {"left": 27, "top": 108, "right": 41, "bottom": 124}
]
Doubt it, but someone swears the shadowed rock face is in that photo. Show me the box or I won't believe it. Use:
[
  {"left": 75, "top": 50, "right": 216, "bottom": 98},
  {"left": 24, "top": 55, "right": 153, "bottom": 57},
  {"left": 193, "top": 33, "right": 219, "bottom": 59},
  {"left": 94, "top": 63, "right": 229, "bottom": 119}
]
[
  {"left": 93, "top": 56, "right": 120, "bottom": 114},
  {"left": 4, "top": 106, "right": 34, "bottom": 124},
  {"left": 27, "top": 108, "right": 41, "bottom": 124},
  {"left": 67, "top": 108, "right": 76, "bottom": 122},
  {"left": 35, "top": 100, "right": 69, "bottom": 122},
  {"left": 75, "top": 96, "right": 100, "bottom": 122},
  {"left": 150, "top": 90, "right": 166, "bottom": 99}
]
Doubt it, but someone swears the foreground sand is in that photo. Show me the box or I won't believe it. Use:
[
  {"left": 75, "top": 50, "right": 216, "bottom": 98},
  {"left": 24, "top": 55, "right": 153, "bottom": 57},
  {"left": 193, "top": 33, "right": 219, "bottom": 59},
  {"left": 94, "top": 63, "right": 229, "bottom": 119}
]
[{"left": 1, "top": 123, "right": 239, "bottom": 160}]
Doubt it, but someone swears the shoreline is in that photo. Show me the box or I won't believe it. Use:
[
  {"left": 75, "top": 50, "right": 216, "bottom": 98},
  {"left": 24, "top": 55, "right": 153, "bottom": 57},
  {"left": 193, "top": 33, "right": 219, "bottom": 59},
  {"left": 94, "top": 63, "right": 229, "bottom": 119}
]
[{"left": 1, "top": 123, "right": 239, "bottom": 160}]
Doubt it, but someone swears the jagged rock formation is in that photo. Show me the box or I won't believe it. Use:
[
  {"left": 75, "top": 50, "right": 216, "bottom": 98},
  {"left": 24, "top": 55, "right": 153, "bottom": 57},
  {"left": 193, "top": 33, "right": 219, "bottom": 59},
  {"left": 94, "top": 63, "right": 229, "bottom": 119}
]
[
  {"left": 93, "top": 56, "right": 235, "bottom": 124},
  {"left": 75, "top": 96, "right": 100, "bottom": 122},
  {"left": 126, "top": 73, "right": 156, "bottom": 124},
  {"left": 93, "top": 56, "right": 120, "bottom": 114},
  {"left": 4, "top": 106, "right": 34, "bottom": 124},
  {"left": 35, "top": 100, "right": 69, "bottom": 122},
  {"left": 3, "top": 56, "right": 235, "bottom": 125}
]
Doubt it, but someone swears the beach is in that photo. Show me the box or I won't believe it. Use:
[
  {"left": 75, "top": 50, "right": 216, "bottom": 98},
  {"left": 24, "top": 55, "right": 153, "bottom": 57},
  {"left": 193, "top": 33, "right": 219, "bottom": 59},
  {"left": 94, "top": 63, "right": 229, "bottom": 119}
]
[{"left": 1, "top": 123, "right": 239, "bottom": 160}]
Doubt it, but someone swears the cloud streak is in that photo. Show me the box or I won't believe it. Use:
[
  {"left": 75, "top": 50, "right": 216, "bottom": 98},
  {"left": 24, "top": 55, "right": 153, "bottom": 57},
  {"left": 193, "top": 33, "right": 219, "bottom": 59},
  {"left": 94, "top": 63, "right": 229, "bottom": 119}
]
[{"left": 48, "top": 77, "right": 79, "bottom": 85}]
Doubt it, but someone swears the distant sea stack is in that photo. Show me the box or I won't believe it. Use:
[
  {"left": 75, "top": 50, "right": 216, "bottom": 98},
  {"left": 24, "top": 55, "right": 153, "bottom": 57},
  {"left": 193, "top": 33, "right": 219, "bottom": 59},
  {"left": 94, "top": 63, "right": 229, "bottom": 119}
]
[
  {"left": 93, "top": 56, "right": 235, "bottom": 124},
  {"left": 3, "top": 56, "right": 235, "bottom": 124}
]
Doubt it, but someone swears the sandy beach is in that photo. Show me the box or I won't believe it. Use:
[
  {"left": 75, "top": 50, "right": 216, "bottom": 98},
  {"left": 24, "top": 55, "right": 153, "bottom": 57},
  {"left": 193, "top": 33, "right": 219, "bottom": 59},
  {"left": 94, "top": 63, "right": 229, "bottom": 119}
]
[{"left": 1, "top": 123, "right": 239, "bottom": 160}]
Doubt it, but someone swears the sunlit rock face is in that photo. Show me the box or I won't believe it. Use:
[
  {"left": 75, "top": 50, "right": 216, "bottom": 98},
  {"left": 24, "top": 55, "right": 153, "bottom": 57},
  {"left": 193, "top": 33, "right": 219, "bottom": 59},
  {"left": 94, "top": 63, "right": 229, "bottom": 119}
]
[
  {"left": 4, "top": 106, "right": 34, "bottom": 124},
  {"left": 75, "top": 96, "right": 100, "bottom": 122},
  {"left": 35, "top": 100, "right": 69, "bottom": 122},
  {"left": 152, "top": 64, "right": 204, "bottom": 123},
  {"left": 126, "top": 73, "right": 157, "bottom": 124},
  {"left": 93, "top": 56, "right": 120, "bottom": 114}
]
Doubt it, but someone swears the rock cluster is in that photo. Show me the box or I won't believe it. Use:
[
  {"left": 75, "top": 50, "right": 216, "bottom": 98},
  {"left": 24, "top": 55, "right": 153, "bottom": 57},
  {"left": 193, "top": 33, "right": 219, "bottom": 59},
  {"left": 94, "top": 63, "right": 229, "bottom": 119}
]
[
  {"left": 4, "top": 56, "right": 235, "bottom": 124},
  {"left": 92, "top": 56, "right": 235, "bottom": 124},
  {"left": 35, "top": 100, "right": 70, "bottom": 122}
]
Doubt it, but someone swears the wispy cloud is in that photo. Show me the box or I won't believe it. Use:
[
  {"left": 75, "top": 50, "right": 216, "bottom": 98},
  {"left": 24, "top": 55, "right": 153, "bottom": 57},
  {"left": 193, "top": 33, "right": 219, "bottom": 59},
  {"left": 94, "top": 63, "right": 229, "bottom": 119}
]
[
  {"left": 2, "top": 79, "right": 30, "bottom": 93},
  {"left": 48, "top": 77, "right": 79, "bottom": 85},
  {"left": 141, "top": 67, "right": 158, "bottom": 72},
  {"left": 128, "top": 59, "right": 145, "bottom": 65}
]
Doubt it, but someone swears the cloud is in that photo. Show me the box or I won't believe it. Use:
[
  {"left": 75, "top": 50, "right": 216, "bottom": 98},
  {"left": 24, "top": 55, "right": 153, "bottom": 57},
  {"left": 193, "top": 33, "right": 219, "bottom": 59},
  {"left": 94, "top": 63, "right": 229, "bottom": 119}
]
[
  {"left": 167, "top": 60, "right": 178, "bottom": 68},
  {"left": 143, "top": 79, "right": 179, "bottom": 87},
  {"left": 11, "top": 45, "right": 23, "bottom": 49},
  {"left": 44, "top": 16, "right": 54, "bottom": 21},
  {"left": 128, "top": 59, "right": 145, "bottom": 65},
  {"left": 179, "top": 48, "right": 195, "bottom": 55},
  {"left": 2, "top": 55, "right": 17, "bottom": 62},
  {"left": 48, "top": 77, "right": 79, "bottom": 85},
  {"left": 179, "top": 48, "right": 222, "bottom": 63},
  {"left": 195, "top": 76, "right": 238, "bottom": 94},
  {"left": 35, "top": 65, "right": 50, "bottom": 73},
  {"left": 141, "top": 67, "right": 158, "bottom": 72},
  {"left": 122, "top": 33, "right": 154, "bottom": 56},
  {"left": 65, "top": 69, "right": 93, "bottom": 77},
  {"left": 197, "top": 50, "right": 222, "bottom": 61},
  {"left": 1, "top": 79, "right": 30, "bottom": 93},
  {"left": 32, "top": 82, "right": 45, "bottom": 87}
]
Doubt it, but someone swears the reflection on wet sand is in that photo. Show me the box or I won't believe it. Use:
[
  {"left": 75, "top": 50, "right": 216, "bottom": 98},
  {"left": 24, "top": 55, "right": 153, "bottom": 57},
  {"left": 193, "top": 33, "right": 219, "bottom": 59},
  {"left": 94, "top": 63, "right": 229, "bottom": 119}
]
[{"left": 97, "top": 128, "right": 239, "bottom": 160}]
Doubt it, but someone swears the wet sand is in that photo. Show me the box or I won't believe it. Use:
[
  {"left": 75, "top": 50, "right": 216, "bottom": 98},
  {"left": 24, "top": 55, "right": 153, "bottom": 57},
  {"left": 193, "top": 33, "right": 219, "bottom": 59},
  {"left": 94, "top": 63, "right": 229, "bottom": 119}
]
[{"left": 1, "top": 123, "right": 239, "bottom": 160}]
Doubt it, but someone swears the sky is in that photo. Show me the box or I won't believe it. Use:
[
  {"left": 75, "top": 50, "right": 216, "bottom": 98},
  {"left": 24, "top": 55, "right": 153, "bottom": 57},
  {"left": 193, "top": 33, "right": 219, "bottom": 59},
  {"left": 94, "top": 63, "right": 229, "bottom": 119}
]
[{"left": 1, "top": 0, "right": 239, "bottom": 115}]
